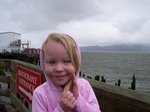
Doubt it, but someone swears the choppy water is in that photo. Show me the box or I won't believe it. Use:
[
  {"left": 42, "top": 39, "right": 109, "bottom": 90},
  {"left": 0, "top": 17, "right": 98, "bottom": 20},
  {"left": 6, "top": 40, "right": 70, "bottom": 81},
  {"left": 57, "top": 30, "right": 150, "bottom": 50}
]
[{"left": 80, "top": 52, "right": 150, "bottom": 93}]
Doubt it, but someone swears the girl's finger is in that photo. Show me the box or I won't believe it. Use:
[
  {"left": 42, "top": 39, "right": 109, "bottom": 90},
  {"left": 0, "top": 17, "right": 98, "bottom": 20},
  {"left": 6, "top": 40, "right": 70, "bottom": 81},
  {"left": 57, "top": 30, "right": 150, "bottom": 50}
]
[{"left": 72, "top": 74, "right": 78, "bottom": 98}]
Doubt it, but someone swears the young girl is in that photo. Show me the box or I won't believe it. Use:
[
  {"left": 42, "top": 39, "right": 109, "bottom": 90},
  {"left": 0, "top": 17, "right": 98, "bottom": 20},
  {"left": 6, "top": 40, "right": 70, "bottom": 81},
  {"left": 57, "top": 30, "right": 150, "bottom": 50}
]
[{"left": 32, "top": 33, "right": 101, "bottom": 112}]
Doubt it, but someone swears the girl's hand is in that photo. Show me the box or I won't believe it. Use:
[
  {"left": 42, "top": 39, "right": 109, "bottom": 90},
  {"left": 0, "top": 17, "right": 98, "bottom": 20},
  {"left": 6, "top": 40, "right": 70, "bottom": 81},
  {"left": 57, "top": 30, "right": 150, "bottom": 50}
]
[
  {"left": 60, "top": 74, "right": 78, "bottom": 111},
  {"left": 63, "top": 73, "right": 78, "bottom": 99},
  {"left": 72, "top": 73, "right": 78, "bottom": 99},
  {"left": 60, "top": 91, "right": 76, "bottom": 112}
]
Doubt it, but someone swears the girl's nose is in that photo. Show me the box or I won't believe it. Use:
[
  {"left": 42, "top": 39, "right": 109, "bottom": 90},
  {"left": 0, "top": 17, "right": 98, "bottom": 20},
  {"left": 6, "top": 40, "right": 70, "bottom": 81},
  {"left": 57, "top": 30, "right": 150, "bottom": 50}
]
[{"left": 54, "top": 63, "right": 64, "bottom": 72}]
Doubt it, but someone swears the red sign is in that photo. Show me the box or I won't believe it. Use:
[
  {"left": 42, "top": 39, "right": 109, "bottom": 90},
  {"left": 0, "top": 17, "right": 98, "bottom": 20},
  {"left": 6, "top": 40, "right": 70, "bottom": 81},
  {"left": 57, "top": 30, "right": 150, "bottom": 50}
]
[{"left": 16, "top": 65, "right": 42, "bottom": 104}]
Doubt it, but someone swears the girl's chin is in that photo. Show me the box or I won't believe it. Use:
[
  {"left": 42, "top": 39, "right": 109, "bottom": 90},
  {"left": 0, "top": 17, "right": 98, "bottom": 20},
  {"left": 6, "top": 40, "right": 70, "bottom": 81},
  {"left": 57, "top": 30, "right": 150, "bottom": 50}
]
[{"left": 53, "top": 79, "right": 70, "bottom": 86}]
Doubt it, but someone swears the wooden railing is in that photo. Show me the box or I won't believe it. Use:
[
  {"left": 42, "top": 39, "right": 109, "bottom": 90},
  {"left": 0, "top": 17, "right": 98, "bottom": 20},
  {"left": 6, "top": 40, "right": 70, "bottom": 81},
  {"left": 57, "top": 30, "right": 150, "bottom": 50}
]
[
  {"left": 0, "top": 59, "right": 43, "bottom": 112},
  {"left": 0, "top": 76, "right": 10, "bottom": 97},
  {"left": 0, "top": 59, "right": 150, "bottom": 112}
]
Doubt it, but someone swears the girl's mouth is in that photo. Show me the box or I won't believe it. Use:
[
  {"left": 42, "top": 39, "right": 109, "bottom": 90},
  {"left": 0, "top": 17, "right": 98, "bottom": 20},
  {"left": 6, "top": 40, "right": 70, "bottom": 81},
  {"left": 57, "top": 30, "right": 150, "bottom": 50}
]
[{"left": 54, "top": 75, "right": 67, "bottom": 81}]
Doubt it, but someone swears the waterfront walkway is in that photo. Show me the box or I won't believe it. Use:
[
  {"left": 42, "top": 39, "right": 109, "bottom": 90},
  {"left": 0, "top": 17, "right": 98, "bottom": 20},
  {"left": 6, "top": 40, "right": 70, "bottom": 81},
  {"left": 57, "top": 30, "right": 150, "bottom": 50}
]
[{"left": 0, "top": 59, "right": 150, "bottom": 112}]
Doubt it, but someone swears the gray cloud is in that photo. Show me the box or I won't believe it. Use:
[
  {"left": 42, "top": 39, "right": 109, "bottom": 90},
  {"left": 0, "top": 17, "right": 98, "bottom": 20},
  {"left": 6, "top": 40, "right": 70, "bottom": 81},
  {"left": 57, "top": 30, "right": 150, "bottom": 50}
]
[
  {"left": 0, "top": 0, "right": 150, "bottom": 47},
  {"left": 5, "top": 0, "right": 100, "bottom": 32}
]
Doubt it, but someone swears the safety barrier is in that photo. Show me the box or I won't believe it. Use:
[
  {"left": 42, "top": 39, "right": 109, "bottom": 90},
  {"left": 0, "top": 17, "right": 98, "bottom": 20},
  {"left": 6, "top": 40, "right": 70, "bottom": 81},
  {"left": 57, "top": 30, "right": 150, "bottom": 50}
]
[{"left": 0, "top": 59, "right": 150, "bottom": 112}]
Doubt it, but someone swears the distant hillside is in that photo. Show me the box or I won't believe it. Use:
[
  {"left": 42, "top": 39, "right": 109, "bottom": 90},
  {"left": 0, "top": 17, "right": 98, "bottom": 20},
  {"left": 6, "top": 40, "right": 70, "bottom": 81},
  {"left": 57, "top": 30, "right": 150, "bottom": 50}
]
[{"left": 80, "top": 44, "right": 150, "bottom": 52}]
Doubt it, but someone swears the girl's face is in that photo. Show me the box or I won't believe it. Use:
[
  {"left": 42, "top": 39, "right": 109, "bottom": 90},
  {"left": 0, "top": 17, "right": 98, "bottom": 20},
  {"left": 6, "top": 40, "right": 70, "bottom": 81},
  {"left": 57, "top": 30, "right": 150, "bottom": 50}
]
[{"left": 44, "top": 40, "right": 75, "bottom": 86}]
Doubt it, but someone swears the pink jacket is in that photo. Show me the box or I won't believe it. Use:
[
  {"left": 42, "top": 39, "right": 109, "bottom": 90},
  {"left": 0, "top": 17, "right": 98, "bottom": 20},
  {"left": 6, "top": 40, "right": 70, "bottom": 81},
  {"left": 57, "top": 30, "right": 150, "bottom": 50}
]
[
  {"left": 32, "top": 34, "right": 101, "bottom": 112},
  {"left": 32, "top": 77, "right": 101, "bottom": 112}
]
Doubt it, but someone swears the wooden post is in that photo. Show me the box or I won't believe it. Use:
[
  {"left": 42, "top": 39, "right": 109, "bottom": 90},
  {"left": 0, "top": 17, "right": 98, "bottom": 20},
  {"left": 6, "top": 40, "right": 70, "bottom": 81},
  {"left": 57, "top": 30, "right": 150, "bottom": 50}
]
[
  {"left": 131, "top": 74, "right": 136, "bottom": 90},
  {"left": 118, "top": 79, "right": 121, "bottom": 86},
  {"left": 95, "top": 75, "right": 100, "bottom": 81},
  {"left": 79, "top": 71, "right": 82, "bottom": 77},
  {"left": 101, "top": 76, "right": 106, "bottom": 83},
  {"left": 83, "top": 73, "right": 85, "bottom": 77}
]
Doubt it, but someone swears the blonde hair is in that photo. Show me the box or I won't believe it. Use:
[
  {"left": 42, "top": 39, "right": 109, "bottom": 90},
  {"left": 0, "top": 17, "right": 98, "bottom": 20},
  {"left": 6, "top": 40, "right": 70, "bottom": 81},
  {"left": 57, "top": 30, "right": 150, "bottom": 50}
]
[{"left": 43, "top": 33, "right": 80, "bottom": 74}]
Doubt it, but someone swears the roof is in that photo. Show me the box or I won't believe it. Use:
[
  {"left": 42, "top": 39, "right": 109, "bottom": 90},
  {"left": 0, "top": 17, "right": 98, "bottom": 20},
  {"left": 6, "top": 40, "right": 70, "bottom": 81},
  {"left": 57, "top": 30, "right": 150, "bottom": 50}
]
[{"left": 0, "top": 32, "right": 21, "bottom": 35}]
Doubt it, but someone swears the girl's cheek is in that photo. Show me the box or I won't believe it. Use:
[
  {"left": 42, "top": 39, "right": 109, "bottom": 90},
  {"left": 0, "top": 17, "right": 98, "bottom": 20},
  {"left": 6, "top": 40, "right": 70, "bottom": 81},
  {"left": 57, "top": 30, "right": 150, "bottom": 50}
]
[
  {"left": 67, "top": 66, "right": 76, "bottom": 75},
  {"left": 44, "top": 66, "right": 53, "bottom": 75}
]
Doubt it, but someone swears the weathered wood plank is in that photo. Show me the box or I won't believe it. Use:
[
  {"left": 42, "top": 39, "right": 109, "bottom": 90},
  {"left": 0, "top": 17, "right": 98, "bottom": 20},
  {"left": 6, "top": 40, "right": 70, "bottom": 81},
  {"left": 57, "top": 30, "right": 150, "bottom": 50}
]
[
  {"left": 0, "top": 76, "right": 10, "bottom": 83},
  {"left": 87, "top": 78, "right": 150, "bottom": 112},
  {"left": 0, "top": 89, "right": 10, "bottom": 97},
  {"left": 10, "top": 77, "right": 16, "bottom": 94},
  {"left": 10, "top": 93, "right": 30, "bottom": 112}
]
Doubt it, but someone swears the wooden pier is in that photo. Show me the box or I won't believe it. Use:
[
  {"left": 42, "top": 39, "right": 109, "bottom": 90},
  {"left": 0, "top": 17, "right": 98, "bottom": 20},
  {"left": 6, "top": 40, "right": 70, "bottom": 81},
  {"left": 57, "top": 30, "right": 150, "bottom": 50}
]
[{"left": 0, "top": 59, "right": 150, "bottom": 112}]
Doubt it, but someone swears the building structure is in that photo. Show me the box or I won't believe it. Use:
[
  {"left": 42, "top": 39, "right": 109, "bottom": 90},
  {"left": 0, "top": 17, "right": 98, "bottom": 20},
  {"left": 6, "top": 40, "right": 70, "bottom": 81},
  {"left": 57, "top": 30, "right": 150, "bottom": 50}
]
[
  {"left": 0, "top": 32, "right": 31, "bottom": 53},
  {"left": 23, "top": 48, "right": 40, "bottom": 55},
  {"left": 0, "top": 32, "right": 21, "bottom": 53}
]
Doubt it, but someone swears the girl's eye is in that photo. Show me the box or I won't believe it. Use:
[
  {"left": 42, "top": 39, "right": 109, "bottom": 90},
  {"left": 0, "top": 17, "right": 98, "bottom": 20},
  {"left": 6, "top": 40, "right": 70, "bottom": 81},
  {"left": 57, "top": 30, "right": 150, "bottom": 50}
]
[
  {"left": 47, "top": 60, "right": 55, "bottom": 64},
  {"left": 64, "top": 60, "right": 71, "bottom": 63}
]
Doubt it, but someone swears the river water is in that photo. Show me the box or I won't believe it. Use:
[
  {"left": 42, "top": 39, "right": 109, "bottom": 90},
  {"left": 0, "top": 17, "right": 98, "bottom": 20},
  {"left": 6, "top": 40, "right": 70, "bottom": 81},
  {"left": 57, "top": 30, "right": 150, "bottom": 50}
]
[{"left": 81, "top": 52, "right": 150, "bottom": 93}]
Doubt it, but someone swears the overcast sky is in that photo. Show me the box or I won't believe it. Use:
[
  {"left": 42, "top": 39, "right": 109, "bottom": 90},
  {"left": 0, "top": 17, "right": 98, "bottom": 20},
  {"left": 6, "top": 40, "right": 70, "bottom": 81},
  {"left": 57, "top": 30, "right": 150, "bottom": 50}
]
[{"left": 0, "top": 0, "right": 150, "bottom": 48}]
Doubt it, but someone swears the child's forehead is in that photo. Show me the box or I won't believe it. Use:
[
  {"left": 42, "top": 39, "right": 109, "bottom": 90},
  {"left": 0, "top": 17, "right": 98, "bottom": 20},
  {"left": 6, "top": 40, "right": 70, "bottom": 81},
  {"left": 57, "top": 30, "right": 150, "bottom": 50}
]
[
  {"left": 45, "top": 39, "right": 67, "bottom": 51},
  {"left": 43, "top": 42, "right": 70, "bottom": 57},
  {"left": 44, "top": 50, "right": 71, "bottom": 61}
]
